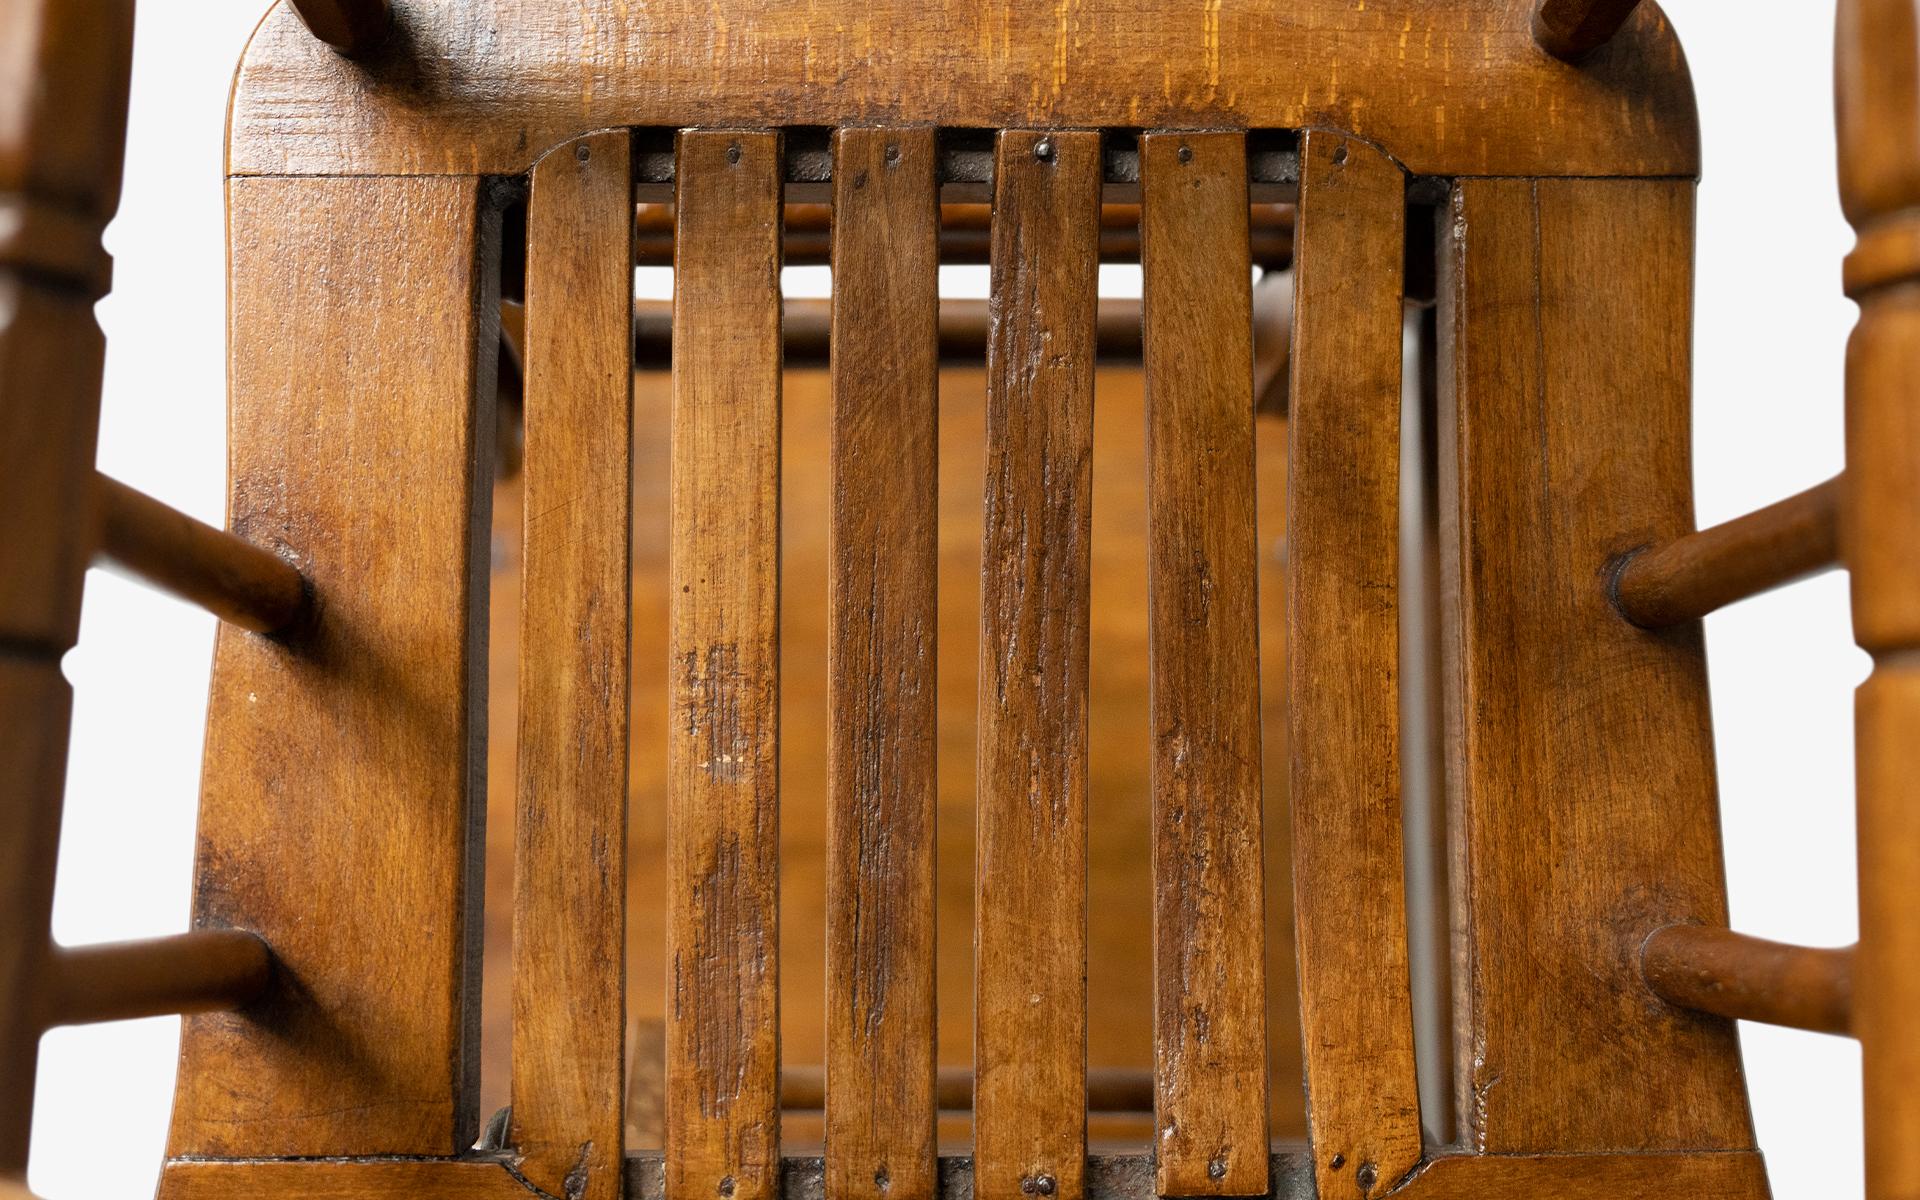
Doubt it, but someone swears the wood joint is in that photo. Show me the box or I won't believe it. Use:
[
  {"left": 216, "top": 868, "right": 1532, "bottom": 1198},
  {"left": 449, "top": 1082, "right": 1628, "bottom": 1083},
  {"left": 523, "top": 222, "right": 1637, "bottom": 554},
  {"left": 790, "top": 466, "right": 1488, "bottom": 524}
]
[{"left": 1639, "top": 924, "right": 1853, "bottom": 1037}]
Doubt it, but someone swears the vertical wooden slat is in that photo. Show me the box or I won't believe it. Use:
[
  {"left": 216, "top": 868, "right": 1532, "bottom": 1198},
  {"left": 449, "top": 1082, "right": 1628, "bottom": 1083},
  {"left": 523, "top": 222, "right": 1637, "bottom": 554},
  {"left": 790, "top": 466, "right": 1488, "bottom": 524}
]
[
  {"left": 169, "top": 174, "right": 499, "bottom": 1157},
  {"left": 1137, "top": 130, "right": 1269, "bottom": 1199},
  {"left": 1287, "top": 130, "right": 1421, "bottom": 1200},
  {"left": 825, "top": 127, "right": 940, "bottom": 1200},
  {"left": 1837, "top": 5, "right": 1920, "bottom": 1189},
  {"left": 1436, "top": 178, "right": 1755, "bottom": 1154},
  {"left": 511, "top": 129, "right": 633, "bottom": 1200},
  {"left": 975, "top": 128, "right": 1101, "bottom": 1200},
  {"left": 668, "top": 128, "right": 784, "bottom": 1200}
]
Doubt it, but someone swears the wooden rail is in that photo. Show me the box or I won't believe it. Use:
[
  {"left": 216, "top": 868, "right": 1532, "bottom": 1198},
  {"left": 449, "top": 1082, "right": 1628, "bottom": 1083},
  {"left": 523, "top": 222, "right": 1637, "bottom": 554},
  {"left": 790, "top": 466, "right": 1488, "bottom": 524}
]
[
  {"left": 93, "top": 474, "right": 309, "bottom": 635},
  {"left": 288, "top": 0, "right": 392, "bottom": 56},
  {"left": 1531, "top": 0, "right": 1644, "bottom": 60},
  {"left": 1640, "top": 925, "right": 1853, "bottom": 1037},
  {"left": 1611, "top": 477, "right": 1842, "bottom": 627},
  {"left": 779, "top": 1066, "right": 1155, "bottom": 1113},
  {"left": 44, "top": 930, "right": 272, "bottom": 1027}
]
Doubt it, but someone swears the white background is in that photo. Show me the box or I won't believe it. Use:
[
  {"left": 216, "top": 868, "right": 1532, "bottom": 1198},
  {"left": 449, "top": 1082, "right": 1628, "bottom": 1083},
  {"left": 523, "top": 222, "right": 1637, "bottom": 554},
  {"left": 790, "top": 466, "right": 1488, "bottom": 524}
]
[{"left": 31, "top": 2, "right": 1862, "bottom": 1196}]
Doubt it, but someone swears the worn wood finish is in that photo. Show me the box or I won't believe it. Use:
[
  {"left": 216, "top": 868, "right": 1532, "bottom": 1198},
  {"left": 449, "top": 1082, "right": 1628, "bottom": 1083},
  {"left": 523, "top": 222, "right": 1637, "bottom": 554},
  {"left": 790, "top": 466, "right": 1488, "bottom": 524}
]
[
  {"left": 1612, "top": 476, "right": 1843, "bottom": 628},
  {"left": 510, "top": 130, "right": 634, "bottom": 1200},
  {"left": 974, "top": 128, "right": 1100, "bottom": 1200},
  {"left": 0, "top": 0, "right": 134, "bottom": 1173},
  {"left": 287, "top": 0, "right": 392, "bottom": 57},
  {"left": 1640, "top": 926, "right": 1853, "bottom": 1037},
  {"left": 93, "top": 474, "right": 310, "bottom": 635},
  {"left": 1837, "top": 5, "right": 1920, "bottom": 1188},
  {"left": 162, "top": 1158, "right": 535, "bottom": 1200},
  {"left": 667, "top": 129, "right": 785, "bottom": 1200},
  {"left": 825, "top": 126, "right": 940, "bottom": 1200},
  {"left": 167, "top": 174, "right": 498, "bottom": 1158},
  {"left": 1436, "top": 177, "right": 1755, "bottom": 1155},
  {"left": 1286, "top": 132, "right": 1420, "bottom": 1200},
  {"left": 1531, "top": 0, "right": 1645, "bottom": 60},
  {"left": 1137, "top": 129, "right": 1268, "bottom": 1200},
  {"left": 45, "top": 930, "right": 272, "bottom": 1027},
  {"left": 1392, "top": 1150, "right": 1770, "bottom": 1200},
  {"left": 224, "top": 2, "right": 1698, "bottom": 180}
]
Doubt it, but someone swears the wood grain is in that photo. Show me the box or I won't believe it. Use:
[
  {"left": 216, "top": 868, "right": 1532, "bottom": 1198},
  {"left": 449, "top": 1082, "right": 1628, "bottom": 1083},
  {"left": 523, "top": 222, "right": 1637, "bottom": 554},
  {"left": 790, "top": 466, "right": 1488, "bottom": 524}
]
[
  {"left": 511, "top": 130, "right": 633, "bottom": 1200},
  {"left": 168, "top": 174, "right": 498, "bottom": 1158},
  {"left": 825, "top": 127, "right": 940, "bottom": 1200},
  {"left": 160, "top": 1158, "right": 534, "bottom": 1200},
  {"left": 1435, "top": 177, "right": 1755, "bottom": 1155},
  {"left": 224, "top": 1, "right": 1699, "bottom": 180},
  {"left": 1137, "top": 129, "right": 1268, "bottom": 1200},
  {"left": 667, "top": 129, "right": 784, "bottom": 1200},
  {"left": 974, "top": 129, "right": 1101, "bottom": 1200},
  {"left": 1391, "top": 1150, "right": 1769, "bottom": 1200},
  {"left": 1286, "top": 131, "right": 1421, "bottom": 1200},
  {"left": 287, "top": 0, "right": 391, "bottom": 56}
]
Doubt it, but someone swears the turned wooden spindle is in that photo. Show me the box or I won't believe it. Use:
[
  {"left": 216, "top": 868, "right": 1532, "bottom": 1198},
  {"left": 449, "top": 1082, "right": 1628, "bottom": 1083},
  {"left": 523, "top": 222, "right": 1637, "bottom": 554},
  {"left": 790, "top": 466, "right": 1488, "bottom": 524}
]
[
  {"left": 0, "top": 0, "right": 136, "bottom": 1175},
  {"left": 44, "top": 930, "right": 273, "bottom": 1028},
  {"left": 288, "top": 0, "right": 393, "bottom": 57},
  {"left": 1532, "top": 0, "right": 1644, "bottom": 60},
  {"left": 1837, "top": 2, "right": 1920, "bottom": 1194}
]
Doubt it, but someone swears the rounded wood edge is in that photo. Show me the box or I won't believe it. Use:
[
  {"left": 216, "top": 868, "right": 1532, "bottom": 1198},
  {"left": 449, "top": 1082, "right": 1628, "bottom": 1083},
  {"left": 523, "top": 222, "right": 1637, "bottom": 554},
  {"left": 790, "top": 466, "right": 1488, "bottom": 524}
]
[{"left": 222, "top": 0, "right": 1700, "bottom": 181}]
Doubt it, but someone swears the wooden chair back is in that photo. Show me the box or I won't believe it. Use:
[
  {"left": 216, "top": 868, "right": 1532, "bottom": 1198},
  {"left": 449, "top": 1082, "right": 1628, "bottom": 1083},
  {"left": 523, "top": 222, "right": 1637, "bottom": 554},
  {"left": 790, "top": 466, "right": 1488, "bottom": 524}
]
[{"left": 1, "top": 1, "right": 1914, "bottom": 1198}]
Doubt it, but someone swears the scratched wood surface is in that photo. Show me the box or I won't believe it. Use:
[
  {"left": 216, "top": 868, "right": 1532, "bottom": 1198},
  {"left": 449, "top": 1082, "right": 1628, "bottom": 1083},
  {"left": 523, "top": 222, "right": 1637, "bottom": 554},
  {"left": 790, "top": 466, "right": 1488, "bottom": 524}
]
[
  {"left": 1136, "top": 130, "right": 1269, "bottom": 1199},
  {"left": 167, "top": 174, "right": 497, "bottom": 1159},
  {"left": 973, "top": 128, "right": 1101, "bottom": 1200},
  {"left": 1286, "top": 132, "right": 1422, "bottom": 1200},
  {"left": 666, "top": 129, "right": 786, "bottom": 1200},
  {"left": 510, "top": 130, "right": 633, "bottom": 1200},
  {"left": 1435, "top": 177, "right": 1755, "bottom": 1154},
  {"left": 824, "top": 127, "right": 941, "bottom": 1200},
  {"left": 224, "top": 1, "right": 1698, "bottom": 180}
]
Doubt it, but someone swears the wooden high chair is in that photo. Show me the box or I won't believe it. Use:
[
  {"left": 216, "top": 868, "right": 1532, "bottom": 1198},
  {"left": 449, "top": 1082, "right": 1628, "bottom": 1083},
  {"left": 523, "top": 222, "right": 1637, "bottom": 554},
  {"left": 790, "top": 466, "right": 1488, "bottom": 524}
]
[{"left": 3, "top": 0, "right": 1916, "bottom": 1197}]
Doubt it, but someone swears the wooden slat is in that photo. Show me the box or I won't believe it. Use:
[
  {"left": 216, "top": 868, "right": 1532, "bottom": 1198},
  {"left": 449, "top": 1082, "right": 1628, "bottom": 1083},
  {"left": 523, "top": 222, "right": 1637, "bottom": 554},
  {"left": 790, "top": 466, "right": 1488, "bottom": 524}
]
[
  {"left": 1286, "top": 131, "right": 1421, "bottom": 1200},
  {"left": 1390, "top": 1150, "right": 1769, "bottom": 1200},
  {"left": 46, "top": 930, "right": 271, "bottom": 1027},
  {"left": 824, "top": 127, "right": 940, "bottom": 1200},
  {"left": 168, "top": 175, "right": 498, "bottom": 1158},
  {"left": 510, "top": 130, "right": 633, "bottom": 1200},
  {"left": 974, "top": 128, "right": 1101, "bottom": 1200},
  {"left": 667, "top": 129, "right": 784, "bottom": 1200},
  {"left": 1137, "top": 129, "right": 1268, "bottom": 1200},
  {"left": 93, "top": 474, "right": 310, "bottom": 634},
  {"left": 1639, "top": 926, "right": 1853, "bottom": 1037},
  {"left": 1611, "top": 476, "right": 1842, "bottom": 628},
  {"left": 1436, "top": 177, "right": 1756, "bottom": 1154}
]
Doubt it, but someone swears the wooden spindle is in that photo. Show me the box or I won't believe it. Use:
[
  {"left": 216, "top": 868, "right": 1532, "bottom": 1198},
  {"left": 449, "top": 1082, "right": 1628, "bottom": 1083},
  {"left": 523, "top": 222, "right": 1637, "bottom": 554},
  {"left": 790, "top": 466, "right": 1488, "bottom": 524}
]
[
  {"left": 825, "top": 127, "right": 940, "bottom": 1200},
  {"left": 1139, "top": 130, "right": 1270, "bottom": 1199},
  {"left": 0, "top": 0, "right": 135, "bottom": 1174},
  {"left": 975, "top": 129, "right": 1100, "bottom": 1200},
  {"left": 666, "top": 130, "right": 785, "bottom": 1200},
  {"left": 44, "top": 930, "right": 272, "bottom": 1028},
  {"left": 510, "top": 130, "right": 633, "bottom": 1200},
  {"left": 1641, "top": 926, "right": 1853, "bottom": 1037},
  {"left": 93, "top": 474, "right": 310, "bottom": 635},
  {"left": 288, "top": 0, "right": 392, "bottom": 56},
  {"left": 1611, "top": 476, "right": 1843, "bottom": 628},
  {"left": 1838, "top": 2, "right": 1920, "bottom": 1192},
  {"left": 1531, "top": 0, "right": 1644, "bottom": 61}
]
